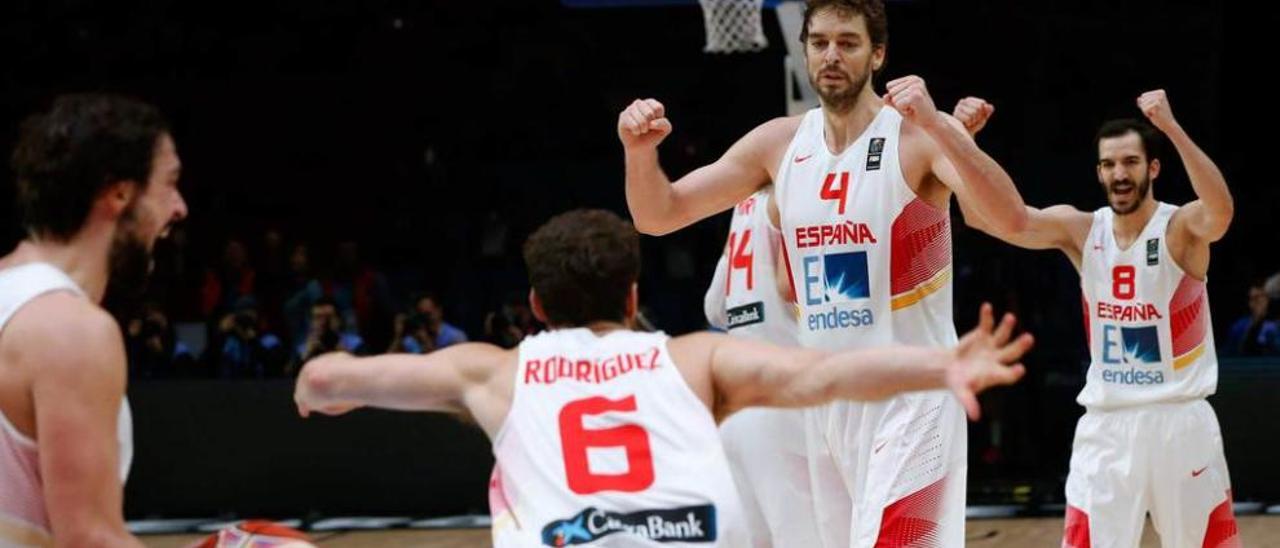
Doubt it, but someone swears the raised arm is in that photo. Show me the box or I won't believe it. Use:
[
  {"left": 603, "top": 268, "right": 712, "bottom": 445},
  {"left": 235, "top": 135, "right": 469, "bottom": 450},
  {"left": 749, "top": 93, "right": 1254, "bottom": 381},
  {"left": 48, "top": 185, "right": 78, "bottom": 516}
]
[
  {"left": 951, "top": 97, "right": 1094, "bottom": 259},
  {"left": 618, "top": 99, "right": 792, "bottom": 235},
  {"left": 294, "top": 343, "right": 512, "bottom": 434},
  {"left": 1141, "top": 90, "right": 1234, "bottom": 243},
  {"left": 886, "top": 77, "right": 1028, "bottom": 234},
  {"left": 700, "top": 304, "right": 1031, "bottom": 420}
]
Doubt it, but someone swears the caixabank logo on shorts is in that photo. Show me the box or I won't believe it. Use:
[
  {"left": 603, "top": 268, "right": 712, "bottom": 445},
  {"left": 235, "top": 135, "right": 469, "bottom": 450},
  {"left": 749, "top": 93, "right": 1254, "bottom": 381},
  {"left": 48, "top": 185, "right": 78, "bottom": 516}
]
[
  {"left": 541, "top": 504, "right": 716, "bottom": 546},
  {"left": 801, "top": 251, "right": 875, "bottom": 332}
]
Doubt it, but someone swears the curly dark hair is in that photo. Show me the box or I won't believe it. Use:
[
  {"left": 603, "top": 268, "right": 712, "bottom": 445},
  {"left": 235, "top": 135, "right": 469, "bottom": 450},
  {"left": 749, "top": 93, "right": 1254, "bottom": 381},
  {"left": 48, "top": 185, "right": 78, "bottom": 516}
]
[
  {"left": 522, "top": 209, "right": 641, "bottom": 327},
  {"left": 11, "top": 93, "right": 169, "bottom": 240}
]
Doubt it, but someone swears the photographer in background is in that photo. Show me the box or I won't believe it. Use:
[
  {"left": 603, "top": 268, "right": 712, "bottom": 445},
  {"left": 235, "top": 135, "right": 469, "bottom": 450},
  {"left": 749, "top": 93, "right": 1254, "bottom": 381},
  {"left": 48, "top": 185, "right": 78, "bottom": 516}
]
[
  {"left": 212, "top": 296, "right": 287, "bottom": 378},
  {"left": 387, "top": 310, "right": 438, "bottom": 354},
  {"left": 295, "top": 297, "right": 364, "bottom": 370},
  {"left": 126, "top": 302, "right": 195, "bottom": 379}
]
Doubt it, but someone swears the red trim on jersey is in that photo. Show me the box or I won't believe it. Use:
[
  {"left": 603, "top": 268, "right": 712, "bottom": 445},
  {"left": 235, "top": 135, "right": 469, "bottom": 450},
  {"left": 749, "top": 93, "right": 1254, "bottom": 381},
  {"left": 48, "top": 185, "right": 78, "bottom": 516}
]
[
  {"left": 876, "top": 477, "right": 945, "bottom": 547},
  {"left": 1170, "top": 274, "right": 1209, "bottom": 358},
  {"left": 1063, "top": 505, "right": 1091, "bottom": 548},
  {"left": 889, "top": 198, "right": 951, "bottom": 297},
  {"left": 779, "top": 234, "right": 799, "bottom": 304},
  {"left": 1081, "top": 294, "right": 1091, "bottom": 348},
  {"left": 1203, "top": 490, "right": 1240, "bottom": 548}
]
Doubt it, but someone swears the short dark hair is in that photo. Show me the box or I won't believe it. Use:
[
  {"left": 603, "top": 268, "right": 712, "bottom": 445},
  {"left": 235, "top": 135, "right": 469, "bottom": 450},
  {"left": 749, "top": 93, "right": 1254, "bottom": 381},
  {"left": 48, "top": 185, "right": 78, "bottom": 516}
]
[
  {"left": 11, "top": 93, "right": 169, "bottom": 241},
  {"left": 522, "top": 209, "right": 641, "bottom": 327},
  {"left": 1095, "top": 118, "right": 1164, "bottom": 164},
  {"left": 800, "top": 0, "right": 888, "bottom": 48}
]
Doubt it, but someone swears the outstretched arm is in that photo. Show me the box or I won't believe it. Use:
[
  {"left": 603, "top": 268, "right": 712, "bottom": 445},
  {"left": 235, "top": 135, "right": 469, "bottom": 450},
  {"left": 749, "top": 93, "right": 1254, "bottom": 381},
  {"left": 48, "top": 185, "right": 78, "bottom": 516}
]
[
  {"left": 702, "top": 304, "right": 1031, "bottom": 420},
  {"left": 951, "top": 97, "right": 1093, "bottom": 255},
  {"left": 294, "top": 343, "right": 508, "bottom": 418}
]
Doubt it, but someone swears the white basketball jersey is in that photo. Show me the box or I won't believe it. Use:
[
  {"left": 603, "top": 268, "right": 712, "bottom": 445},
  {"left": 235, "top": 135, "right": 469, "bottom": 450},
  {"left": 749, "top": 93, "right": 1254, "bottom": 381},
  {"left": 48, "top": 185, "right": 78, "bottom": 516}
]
[
  {"left": 489, "top": 328, "right": 746, "bottom": 547},
  {"left": 0, "top": 262, "right": 133, "bottom": 545},
  {"left": 775, "top": 106, "right": 958, "bottom": 352},
  {"left": 1077, "top": 203, "right": 1218, "bottom": 409},
  {"left": 703, "top": 190, "right": 797, "bottom": 346}
]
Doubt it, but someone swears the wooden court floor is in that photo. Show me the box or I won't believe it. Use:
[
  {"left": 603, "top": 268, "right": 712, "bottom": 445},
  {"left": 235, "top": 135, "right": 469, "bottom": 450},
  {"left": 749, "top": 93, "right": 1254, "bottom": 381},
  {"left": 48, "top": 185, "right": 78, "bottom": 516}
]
[{"left": 142, "top": 516, "right": 1280, "bottom": 547}]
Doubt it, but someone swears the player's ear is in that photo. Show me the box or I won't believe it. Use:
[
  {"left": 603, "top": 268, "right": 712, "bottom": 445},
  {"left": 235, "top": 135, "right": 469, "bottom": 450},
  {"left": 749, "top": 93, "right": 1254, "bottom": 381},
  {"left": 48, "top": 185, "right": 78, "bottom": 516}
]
[{"left": 529, "top": 289, "right": 549, "bottom": 324}]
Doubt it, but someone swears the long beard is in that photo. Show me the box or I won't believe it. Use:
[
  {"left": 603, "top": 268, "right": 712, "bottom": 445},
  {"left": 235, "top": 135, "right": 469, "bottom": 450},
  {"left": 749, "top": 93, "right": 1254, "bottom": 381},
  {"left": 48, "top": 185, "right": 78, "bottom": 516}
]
[{"left": 810, "top": 62, "right": 872, "bottom": 114}]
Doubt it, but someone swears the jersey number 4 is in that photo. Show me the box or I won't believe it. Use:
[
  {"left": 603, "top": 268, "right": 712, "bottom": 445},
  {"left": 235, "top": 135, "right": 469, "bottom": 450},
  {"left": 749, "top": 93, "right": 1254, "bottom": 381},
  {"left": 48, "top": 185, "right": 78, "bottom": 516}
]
[
  {"left": 820, "top": 171, "right": 851, "bottom": 215},
  {"left": 559, "top": 395, "right": 655, "bottom": 494}
]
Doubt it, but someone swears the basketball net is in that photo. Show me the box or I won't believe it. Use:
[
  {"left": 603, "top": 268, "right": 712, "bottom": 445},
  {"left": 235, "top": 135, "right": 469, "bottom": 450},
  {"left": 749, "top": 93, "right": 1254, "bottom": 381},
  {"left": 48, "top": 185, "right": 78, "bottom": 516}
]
[{"left": 699, "top": 0, "right": 768, "bottom": 53}]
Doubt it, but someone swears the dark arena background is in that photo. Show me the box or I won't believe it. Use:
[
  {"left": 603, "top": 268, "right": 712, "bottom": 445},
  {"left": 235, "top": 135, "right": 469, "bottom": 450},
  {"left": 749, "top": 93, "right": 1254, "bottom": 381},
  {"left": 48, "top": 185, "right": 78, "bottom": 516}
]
[{"left": 2, "top": 0, "right": 1279, "bottom": 545}]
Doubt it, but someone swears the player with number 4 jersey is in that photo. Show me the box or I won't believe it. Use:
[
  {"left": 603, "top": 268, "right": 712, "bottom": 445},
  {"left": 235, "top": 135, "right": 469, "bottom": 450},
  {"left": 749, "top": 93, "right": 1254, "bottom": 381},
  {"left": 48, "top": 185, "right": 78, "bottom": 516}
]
[
  {"left": 294, "top": 209, "right": 1033, "bottom": 547},
  {"left": 954, "top": 90, "right": 1238, "bottom": 547}
]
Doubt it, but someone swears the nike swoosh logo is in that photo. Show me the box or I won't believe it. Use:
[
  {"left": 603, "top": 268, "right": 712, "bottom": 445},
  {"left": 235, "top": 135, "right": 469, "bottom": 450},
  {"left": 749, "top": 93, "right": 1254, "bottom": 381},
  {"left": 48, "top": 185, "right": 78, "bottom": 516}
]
[
  {"left": 794, "top": 154, "right": 813, "bottom": 164},
  {"left": 874, "top": 440, "right": 889, "bottom": 454},
  {"left": 1192, "top": 466, "right": 1209, "bottom": 478}
]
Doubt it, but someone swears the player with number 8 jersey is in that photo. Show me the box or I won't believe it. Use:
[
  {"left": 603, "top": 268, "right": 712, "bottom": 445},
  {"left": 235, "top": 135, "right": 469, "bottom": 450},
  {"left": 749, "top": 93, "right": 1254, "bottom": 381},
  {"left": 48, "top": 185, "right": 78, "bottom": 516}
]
[{"left": 953, "top": 90, "right": 1239, "bottom": 546}]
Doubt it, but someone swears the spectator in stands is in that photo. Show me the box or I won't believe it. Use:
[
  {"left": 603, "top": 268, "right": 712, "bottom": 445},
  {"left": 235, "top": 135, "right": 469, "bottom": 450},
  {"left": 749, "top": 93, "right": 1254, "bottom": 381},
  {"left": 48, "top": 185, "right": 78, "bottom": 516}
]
[
  {"left": 125, "top": 302, "right": 195, "bottom": 379},
  {"left": 282, "top": 243, "right": 324, "bottom": 349},
  {"left": 212, "top": 296, "right": 288, "bottom": 378},
  {"left": 482, "top": 293, "right": 539, "bottom": 348},
  {"left": 296, "top": 297, "right": 364, "bottom": 367},
  {"left": 1225, "top": 281, "right": 1280, "bottom": 356},
  {"left": 413, "top": 292, "right": 467, "bottom": 348},
  {"left": 256, "top": 228, "right": 290, "bottom": 335},
  {"left": 328, "top": 239, "right": 393, "bottom": 351},
  {"left": 388, "top": 310, "right": 437, "bottom": 354},
  {"left": 201, "top": 238, "right": 256, "bottom": 318}
]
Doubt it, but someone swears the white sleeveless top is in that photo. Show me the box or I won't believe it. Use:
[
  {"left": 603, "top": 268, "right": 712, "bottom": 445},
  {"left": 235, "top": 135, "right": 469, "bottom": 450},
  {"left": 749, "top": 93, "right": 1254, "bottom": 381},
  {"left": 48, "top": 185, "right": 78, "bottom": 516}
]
[
  {"left": 488, "top": 328, "right": 746, "bottom": 547},
  {"left": 775, "top": 106, "right": 958, "bottom": 352},
  {"left": 0, "top": 263, "right": 133, "bottom": 546},
  {"left": 1077, "top": 203, "right": 1218, "bottom": 409},
  {"left": 703, "top": 190, "right": 798, "bottom": 347}
]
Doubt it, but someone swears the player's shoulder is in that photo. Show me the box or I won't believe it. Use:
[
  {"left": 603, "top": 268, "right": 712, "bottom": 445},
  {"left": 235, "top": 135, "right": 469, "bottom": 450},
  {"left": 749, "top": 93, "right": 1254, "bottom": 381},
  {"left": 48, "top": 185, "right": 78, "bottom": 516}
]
[
  {"left": 750, "top": 114, "right": 805, "bottom": 141},
  {"left": 445, "top": 342, "right": 518, "bottom": 379},
  {"left": 6, "top": 292, "right": 123, "bottom": 377},
  {"left": 1042, "top": 204, "right": 1093, "bottom": 221},
  {"left": 667, "top": 331, "right": 728, "bottom": 366}
]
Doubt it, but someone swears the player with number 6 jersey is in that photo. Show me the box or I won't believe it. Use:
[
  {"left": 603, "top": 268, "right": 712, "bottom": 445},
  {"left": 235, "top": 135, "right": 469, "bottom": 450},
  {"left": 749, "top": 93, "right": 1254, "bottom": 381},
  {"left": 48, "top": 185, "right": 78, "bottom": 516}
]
[{"left": 294, "top": 209, "right": 1033, "bottom": 547}]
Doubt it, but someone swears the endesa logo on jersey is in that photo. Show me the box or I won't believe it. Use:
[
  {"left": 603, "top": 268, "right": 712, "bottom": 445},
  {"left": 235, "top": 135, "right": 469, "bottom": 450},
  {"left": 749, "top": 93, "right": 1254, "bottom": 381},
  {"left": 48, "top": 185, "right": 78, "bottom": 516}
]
[
  {"left": 541, "top": 504, "right": 716, "bottom": 546},
  {"left": 1099, "top": 324, "right": 1165, "bottom": 385},
  {"left": 801, "top": 251, "right": 875, "bottom": 332}
]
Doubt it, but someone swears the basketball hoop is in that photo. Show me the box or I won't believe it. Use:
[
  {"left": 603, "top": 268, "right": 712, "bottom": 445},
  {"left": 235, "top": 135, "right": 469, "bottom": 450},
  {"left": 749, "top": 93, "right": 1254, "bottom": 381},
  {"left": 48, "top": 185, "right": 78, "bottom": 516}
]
[{"left": 698, "top": 0, "right": 768, "bottom": 53}]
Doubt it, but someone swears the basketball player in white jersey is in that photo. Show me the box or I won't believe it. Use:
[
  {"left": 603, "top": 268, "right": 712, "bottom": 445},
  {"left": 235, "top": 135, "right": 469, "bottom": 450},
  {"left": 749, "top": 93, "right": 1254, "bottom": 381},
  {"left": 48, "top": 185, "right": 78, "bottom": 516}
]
[
  {"left": 617, "top": 0, "right": 1031, "bottom": 544},
  {"left": 0, "top": 94, "right": 187, "bottom": 546},
  {"left": 294, "top": 209, "right": 1033, "bottom": 547},
  {"left": 953, "top": 90, "right": 1238, "bottom": 546},
  {"left": 703, "top": 190, "right": 835, "bottom": 547}
]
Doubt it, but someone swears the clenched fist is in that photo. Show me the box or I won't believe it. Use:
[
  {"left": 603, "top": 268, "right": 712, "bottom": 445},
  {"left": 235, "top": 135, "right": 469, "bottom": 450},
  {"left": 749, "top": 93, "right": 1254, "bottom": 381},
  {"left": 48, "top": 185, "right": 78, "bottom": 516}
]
[
  {"left": 952, "top": 96, "right": 995, "bottom": 136},
  {"left": 1137, "top": 89, "right": 1178, "bottom": 133},
  {"left": 885, "top": 76, "right": 941, "bottom": 127},
  {"left": 618, "top": 98, "right": 674, "bottom": 151}
]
